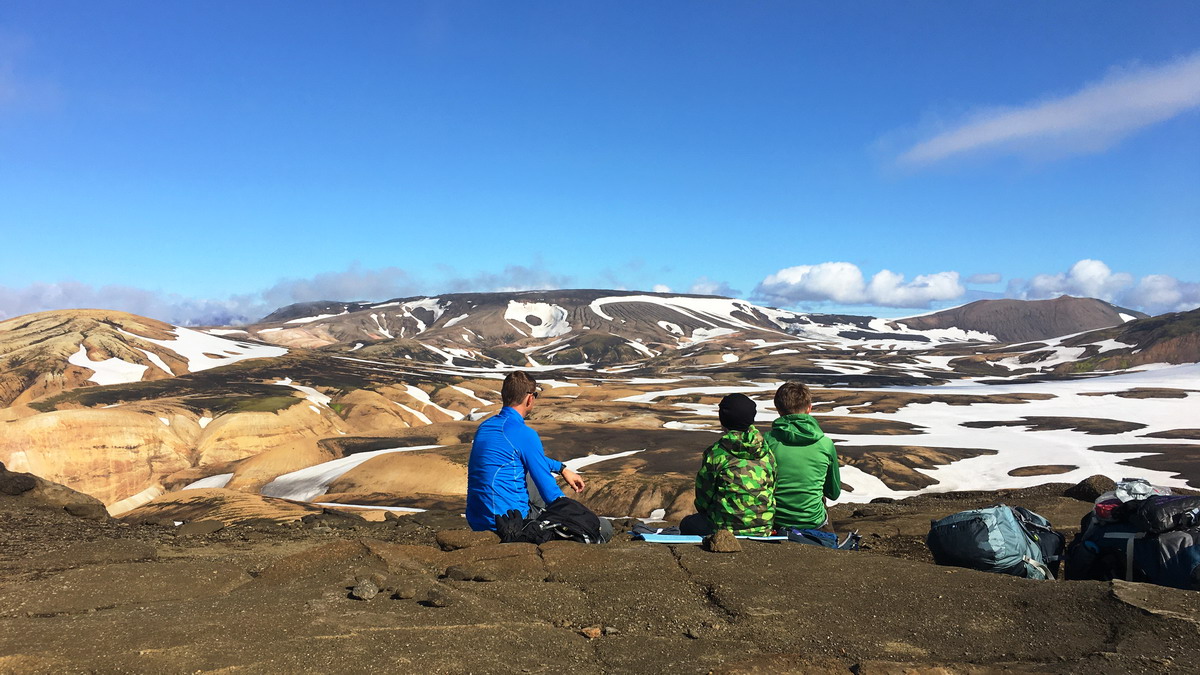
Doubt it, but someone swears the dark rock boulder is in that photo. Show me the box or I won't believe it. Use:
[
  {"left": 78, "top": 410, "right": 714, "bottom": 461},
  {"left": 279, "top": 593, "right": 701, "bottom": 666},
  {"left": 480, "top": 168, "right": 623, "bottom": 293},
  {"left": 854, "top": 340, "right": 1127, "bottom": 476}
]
[
  {"left": 1064, "top": 475, "right": 1117, "bottom": 502},
  {"left": 0, "top": 462, "right": 108, "bottom": 520},
  {"left": 704, "top": 529, "right": 742, "bottom": 553}
]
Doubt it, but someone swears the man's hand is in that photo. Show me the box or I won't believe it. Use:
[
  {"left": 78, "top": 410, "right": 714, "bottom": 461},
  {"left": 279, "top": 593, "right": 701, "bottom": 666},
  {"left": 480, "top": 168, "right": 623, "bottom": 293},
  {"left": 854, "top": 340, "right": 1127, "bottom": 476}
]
[{"left": 560, "top": 467, "right": 586, "bottom": 493}]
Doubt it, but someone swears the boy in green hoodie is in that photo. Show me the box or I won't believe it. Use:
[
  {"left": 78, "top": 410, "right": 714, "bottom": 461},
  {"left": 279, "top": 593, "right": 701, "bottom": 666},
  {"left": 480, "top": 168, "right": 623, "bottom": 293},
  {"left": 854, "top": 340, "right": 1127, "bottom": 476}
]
[
  {"left": 681, "top": 393, "right": 776, "bottom": 536},
  {"left": 767, "top": 381, "right": 841, "bottom": 532}
]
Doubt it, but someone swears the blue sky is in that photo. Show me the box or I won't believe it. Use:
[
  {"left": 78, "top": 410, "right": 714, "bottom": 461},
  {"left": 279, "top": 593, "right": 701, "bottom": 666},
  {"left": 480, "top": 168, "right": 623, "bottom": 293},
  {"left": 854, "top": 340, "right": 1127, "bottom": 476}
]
[{"left": 1, "top": 2, "right": 1198, "bottom": 324}]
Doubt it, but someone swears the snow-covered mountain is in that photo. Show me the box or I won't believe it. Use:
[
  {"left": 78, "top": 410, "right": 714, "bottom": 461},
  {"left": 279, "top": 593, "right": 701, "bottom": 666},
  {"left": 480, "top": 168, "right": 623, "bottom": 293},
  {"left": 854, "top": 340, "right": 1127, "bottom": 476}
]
[{"left": 0, "top": 310, "right": 286, "bottom": 407}]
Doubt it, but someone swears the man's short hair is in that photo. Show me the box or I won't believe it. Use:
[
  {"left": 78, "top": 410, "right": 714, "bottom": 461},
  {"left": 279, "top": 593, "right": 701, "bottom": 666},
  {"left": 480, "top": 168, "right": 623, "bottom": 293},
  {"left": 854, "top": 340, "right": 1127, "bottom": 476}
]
[
  {"left": 774, "top": 381, "right": 812, "bottom": 416},
  {"left": 501, "top": 371, "right": 539, "bottom": 407}
]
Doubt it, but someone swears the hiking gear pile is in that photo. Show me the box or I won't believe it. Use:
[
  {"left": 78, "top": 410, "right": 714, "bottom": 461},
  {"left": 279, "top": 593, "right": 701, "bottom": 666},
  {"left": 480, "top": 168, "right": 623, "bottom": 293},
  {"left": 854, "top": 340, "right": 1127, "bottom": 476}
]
[
  {"left": 926, "top": 504, "right": 1065, "bottom": 580},
  {"left": 1065, "top": 479, "right": 1200, "bottom": 591},
  {"left": 495, "top": 497, "right": 606, "bottom": 544}
]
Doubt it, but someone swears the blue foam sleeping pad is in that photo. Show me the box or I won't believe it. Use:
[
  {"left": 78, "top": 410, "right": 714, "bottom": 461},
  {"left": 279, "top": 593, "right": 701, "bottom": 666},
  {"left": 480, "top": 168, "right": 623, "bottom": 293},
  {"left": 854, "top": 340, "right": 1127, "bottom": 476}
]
[{"left": 632, "top": 533, "right": 788, "bottom": 543}]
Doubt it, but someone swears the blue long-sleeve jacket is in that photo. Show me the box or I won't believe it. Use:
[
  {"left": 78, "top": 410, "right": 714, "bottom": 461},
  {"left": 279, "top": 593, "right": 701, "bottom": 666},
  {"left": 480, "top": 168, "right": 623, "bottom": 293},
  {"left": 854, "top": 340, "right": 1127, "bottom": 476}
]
[{"left": 465, "top": 407, "right": 566, "bottom": 531}]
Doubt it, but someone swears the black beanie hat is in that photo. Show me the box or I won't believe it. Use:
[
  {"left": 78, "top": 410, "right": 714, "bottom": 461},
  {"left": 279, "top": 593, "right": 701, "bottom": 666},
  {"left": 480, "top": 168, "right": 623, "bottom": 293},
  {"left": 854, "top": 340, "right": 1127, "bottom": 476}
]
[{"left": 718, "top": 393, "right": 756, "bottom": 431}]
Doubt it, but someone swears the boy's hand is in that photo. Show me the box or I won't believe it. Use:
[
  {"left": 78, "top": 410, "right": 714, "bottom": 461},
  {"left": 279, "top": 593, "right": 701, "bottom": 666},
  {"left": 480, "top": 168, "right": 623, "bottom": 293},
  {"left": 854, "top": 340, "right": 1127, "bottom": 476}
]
[{"left": 561, "top": 467, "right": 586, "bottom": 493}]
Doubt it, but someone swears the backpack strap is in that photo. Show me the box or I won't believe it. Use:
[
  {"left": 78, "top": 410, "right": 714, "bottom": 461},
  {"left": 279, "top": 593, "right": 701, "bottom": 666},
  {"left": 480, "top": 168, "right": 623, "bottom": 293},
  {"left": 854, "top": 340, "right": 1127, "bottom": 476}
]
[
  {"left": 1023, "top": 556, "right": 1056, "bottom": 581},
  {"left": 1101, "top": 531, "right": 1145, "bottom": 581}
]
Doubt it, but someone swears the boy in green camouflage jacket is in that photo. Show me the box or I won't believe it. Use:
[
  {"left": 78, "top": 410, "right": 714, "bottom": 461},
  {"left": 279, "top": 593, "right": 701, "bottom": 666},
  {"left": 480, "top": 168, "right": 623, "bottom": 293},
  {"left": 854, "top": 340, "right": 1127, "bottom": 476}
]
[{"left": 686, "top": 393, "right": 777, "bottom": 536}]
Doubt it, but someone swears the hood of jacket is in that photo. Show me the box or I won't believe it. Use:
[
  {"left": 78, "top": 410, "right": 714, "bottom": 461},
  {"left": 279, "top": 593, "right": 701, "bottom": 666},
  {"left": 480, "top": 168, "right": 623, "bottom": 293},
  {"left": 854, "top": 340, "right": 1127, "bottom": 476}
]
[
  {"left": 771, "top": 414, "right": 825, "bottom": 446},
  {"left": 718, "top": 426, "right": 769, "bottom": 460}
]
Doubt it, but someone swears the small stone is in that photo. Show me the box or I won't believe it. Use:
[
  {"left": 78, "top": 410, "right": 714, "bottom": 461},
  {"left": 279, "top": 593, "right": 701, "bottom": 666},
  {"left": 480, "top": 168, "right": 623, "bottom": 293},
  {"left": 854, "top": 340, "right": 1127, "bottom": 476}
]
[
  {"left": 355, "top": 570, "right": 388, "bottom": 587},
  {"left": 176, "top": 520, "right": 224, "bottom": 536},
  {"left": 392, "top": 582, "right": 419, "bottom": 600},
  {"left": 384, "top": 511, "right": 402, "bottom": 522},
  {"left": 63, "top": 501, "right": 109, "bottom": 520},
  {"left": 444, "top": 565, "right": 473, "bottom": 581},
  {"left": 350, "top": 579, "right": 379, "bottom": 601},
  {"left": 580, "top": 626, "right": 603, "bottom": 639},
  {"left": 704, "top": 529, "right": 742, "bottom": 553},
  {"left": 424, "top": 588, "right": 454, "bottom": 607},
  {"left": 1065, "top": 475, "right": 1117, "bottom": 502},
  {"left": 684, "top": 627, "right": 701, "bottom": 639},
  {"left": 603, "top": 626, "right": 620, "bottom": 636}
]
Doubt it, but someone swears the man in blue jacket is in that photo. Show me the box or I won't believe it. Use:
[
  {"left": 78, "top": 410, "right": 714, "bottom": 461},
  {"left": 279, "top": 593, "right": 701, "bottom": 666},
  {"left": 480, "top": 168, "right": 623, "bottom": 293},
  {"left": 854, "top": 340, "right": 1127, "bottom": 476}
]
[{"left": 466, "top": 371, "right": 597, "bottom": 534}]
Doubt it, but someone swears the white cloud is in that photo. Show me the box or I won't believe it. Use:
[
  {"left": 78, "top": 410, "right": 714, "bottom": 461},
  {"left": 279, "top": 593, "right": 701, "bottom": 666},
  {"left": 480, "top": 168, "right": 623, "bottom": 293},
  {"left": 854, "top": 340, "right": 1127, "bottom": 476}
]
[
  {"left": 0, "top": 262, "right": 570, "bottom": 326},
  {"left": 440, "top": 263, "right": 571, "bottom": 294},
  {"left": 966, "top": 273, "right": 1002, "bottom": 284},
  {"left": 754, "top": 262, "right": 963, "bottom": 308},
  {"left": 0, "top": 281, "right": 260, "bottom": 326},
  {"left": 652, "top": 284, "right": 672, "bottom": 294},
  {"left": 898, "top": 50, "right": 1200, "bottom": 166},
  {"left": 1123, "top": 275, "right": 1200, "bottom": 313},
  {"left": 262, "top": 264, "right": 417, "bottom": 308},
  {"left": 1008, "top": 259, "right": 1200, "bottom": 315},
  {"left": 1019, "top": 259, "right": 1132, "bottom": 301},
  {"left": 688, "top": 277, "right": 740, "bottom": 298}
]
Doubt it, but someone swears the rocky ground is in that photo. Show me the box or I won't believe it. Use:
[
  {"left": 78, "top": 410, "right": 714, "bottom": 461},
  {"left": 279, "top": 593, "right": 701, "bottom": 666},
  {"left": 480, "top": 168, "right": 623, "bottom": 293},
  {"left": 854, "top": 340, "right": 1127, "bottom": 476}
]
[{"left": 2, "top": 465, "right": 1199, "bottom": 675}]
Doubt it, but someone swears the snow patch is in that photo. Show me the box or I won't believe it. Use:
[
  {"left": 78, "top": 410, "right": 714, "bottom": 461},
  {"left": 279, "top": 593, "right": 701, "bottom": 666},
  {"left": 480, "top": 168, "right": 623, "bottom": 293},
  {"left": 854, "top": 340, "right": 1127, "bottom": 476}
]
[
  {"left": 183, "top": 473, "right": 234, "bottom": 490},
  {"left": 504, "top": 301, "right": 572, "bottom": 338},
  {"left": 261, "top": 445, "right": 442, "bottom": 501},
  {"left": 132, "top": 327, "right": 287, "bottom": 372},
  {"left": 563, "top": 449, "right": 645, "bottom": 472},
  {"left": 67, "top": 345, "right": 148, "bottom": 386},
  {"left": 286, "top": 311, "right": 347, "bottom": 324}
]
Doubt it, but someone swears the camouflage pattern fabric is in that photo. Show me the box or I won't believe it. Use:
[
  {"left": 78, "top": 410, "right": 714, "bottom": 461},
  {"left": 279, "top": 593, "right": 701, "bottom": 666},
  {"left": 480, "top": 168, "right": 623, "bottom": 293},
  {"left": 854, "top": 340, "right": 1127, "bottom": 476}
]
[{"left": 694, "top": 426, "right": 776, "bottom": 535}]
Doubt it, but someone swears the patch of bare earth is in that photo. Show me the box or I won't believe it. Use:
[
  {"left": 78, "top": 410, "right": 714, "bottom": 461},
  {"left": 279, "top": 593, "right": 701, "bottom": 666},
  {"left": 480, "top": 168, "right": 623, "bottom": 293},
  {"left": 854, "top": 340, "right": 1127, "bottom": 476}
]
[
  {"left": 812, "top": 390, "right": 1055, "bottom": 415},
  {"left": 1089, "top": 443, "right": 1200, "bottom": 483},
  {"left": 961, "top": 416, "right": 1147, "bottom": 435},
  {"left": 1141, "top": 428, "right": 1200, "bottom": 440},
  {"left": 1008, "top": 465, "right": 1077, "bottom": 477},
  {"left": 1079, "top": 387, "right": 1194, "bottom": 399},
  {"left": 835, "top": 445, "right": 997, "bottom": 490}
]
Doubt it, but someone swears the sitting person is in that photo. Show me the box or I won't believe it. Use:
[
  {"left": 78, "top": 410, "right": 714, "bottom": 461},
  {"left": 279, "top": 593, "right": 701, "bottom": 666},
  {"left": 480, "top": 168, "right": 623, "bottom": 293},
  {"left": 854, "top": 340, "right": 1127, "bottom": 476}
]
[
  {"left": 680, "top": 393, "right": 776, "bottom": 536},
  {"left": 465, "top": 371, "right": 612, "bottom": 542},
  {"left": 767, "top": 381, "right": 841, "bottom": 534}
]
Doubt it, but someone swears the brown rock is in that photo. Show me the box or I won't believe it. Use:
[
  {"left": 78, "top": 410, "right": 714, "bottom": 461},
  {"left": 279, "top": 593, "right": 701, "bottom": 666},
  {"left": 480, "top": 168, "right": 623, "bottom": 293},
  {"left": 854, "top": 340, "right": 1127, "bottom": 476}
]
[
  {"left": 0, "top": 470, "right": 37, "bottom": 495},
  {"left": 580, "top": 626, "right": 602, "bottom": 639},
  {"left": 424, "top": 587, "right": 454, "bottom": 607},
  {"left": 176, "top": 520, "right": 225, "bottom": 536},
  {"left": 349, "top": 579, "right": 379, "bottom": 601},
  {"left": 391, "top": 581, "right": 421, "bottom": 599},
  {"left": 435, "top": 529, "right": 499, "bottom": 551},
  {"left": 0, "top": 465, "right": 109, "bottom": 520},
  {"left": 704, "top": 529, "right": 742, "bottom": 553},
  {"left": 1064, "top": 475, "right": 1117, "bottom": 502}
]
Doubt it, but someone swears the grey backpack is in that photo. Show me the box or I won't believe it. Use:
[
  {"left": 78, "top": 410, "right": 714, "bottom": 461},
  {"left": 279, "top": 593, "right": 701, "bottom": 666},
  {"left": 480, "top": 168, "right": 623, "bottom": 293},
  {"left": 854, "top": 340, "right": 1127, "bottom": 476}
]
[{"left": 927, "top": 504, "right": 1064, "bottom": 580}]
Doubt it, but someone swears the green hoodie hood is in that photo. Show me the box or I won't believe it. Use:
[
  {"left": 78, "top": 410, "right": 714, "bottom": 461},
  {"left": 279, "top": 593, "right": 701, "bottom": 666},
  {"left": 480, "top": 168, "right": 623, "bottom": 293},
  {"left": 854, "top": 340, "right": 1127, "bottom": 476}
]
[
  {"left": 771, "top": 414, "right": 825, "bottom": 446},
  {"left": 717, "top": 426, "right": 768, "bottom": 460}
]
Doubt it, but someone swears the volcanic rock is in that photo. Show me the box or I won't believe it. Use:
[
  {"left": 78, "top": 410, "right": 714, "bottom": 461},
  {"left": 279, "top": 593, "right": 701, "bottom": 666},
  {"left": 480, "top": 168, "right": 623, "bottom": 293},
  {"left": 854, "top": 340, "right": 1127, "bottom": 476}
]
[
  {"left": 176, "top": 519, "right": 225, "bottom": 536},
  {"left": 1064, "top": 475, "right": 1118, "bottom": 502},
  {"left": 350, "top": 578, "right": 379, "bottom": 600},
  {"left": 435, "top": 529, "right": 499, "bottom": 551},
  {"left": 0, "top": 462, "right": 108, "bottom": 519},
  {"left": 704, "top": 529, "right": 742, "bottom": 553}
]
